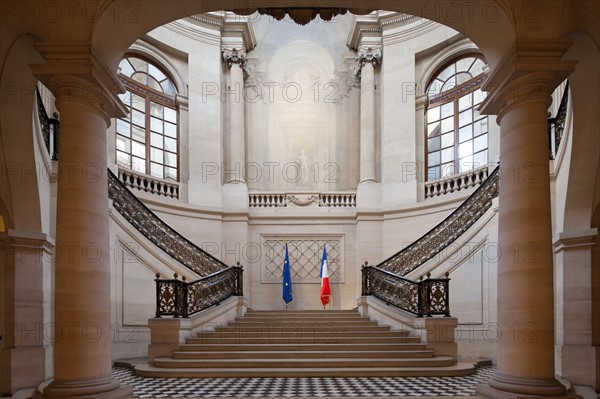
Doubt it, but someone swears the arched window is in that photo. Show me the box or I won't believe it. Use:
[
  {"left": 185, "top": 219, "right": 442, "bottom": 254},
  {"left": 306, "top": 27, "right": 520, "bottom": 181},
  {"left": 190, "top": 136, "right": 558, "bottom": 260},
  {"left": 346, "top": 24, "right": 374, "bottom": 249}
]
[
  {"left": 116, "top": 55, "right": 178, "bottom": 181},
  {"left": 425, "top": 55, "right": 488, "bottom": 181}
]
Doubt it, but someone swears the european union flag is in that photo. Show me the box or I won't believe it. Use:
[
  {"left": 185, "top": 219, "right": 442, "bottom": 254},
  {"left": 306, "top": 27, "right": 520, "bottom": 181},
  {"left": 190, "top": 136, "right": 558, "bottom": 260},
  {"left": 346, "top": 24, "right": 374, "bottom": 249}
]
[{"left": 282, "top": 244, "right": 293, "bottom": 304}]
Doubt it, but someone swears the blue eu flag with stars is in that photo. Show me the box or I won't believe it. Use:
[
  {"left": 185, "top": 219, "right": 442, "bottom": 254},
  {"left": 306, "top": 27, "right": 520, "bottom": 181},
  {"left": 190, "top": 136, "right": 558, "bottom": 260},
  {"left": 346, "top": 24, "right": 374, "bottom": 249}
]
[{"left": 282, "top": 244, "right": 293, "bottom": 304}]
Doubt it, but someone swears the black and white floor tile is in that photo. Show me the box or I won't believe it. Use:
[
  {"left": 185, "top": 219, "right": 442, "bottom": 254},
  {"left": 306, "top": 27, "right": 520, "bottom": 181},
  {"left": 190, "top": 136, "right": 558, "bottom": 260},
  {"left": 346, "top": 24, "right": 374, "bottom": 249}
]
[{"left": 112, "top": 365, "right": 495, "bottom": 398}]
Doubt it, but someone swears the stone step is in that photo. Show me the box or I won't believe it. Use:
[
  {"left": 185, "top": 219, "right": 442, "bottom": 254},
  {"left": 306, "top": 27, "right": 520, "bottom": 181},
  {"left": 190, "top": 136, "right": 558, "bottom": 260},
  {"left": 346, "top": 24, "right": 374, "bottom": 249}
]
[
  {"left": 246, "top": 310, "right": 360, "bottom": 315},
  {"left": 179, "top": 342, "right": 429, "bottom": 352},
  {"left": 135, "top": 364, "right": 475, "bottom": 378},
  {"left": 214, "top": 325, "right": 395, "bottom": 333},
  {"left": 227, "top": 320, "right": 380, "bottom": 327},
  {"left": 172, "top": 350, "right": 434, "bottom": 359},
  {"left": 235, "top": 316, "right": 370, "bottom": 322},
  {"left": 185, "top": 336, "right": 422, "bottom": 345},
  {"left": 197, "top": 330, "right": 410, "bottom": 338},
  {"left": 152, "top": 356, "right": 455, "bottom": 369}
]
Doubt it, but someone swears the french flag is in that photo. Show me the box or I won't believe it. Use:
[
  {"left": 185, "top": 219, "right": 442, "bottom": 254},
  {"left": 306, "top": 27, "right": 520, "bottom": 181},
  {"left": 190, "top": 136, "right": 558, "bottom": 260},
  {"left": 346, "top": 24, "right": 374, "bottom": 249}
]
[{"left": 320, "top": 245, "right": 331, "bottom": 307}]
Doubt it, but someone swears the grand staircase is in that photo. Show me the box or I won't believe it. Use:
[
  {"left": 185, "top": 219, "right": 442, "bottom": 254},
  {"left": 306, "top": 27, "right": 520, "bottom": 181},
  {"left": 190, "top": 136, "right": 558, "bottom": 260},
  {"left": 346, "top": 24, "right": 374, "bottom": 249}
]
[{"left": 136, "top": 309, "right": 474, "bottom": 378}]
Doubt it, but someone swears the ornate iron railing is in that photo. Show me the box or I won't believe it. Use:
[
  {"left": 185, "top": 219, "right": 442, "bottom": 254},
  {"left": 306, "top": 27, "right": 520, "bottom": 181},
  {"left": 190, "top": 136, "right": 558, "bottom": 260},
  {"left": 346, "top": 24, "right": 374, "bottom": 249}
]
[
  {"left": 362, "top": 264, "right": 450, "bottom": 317},
  {"left": 376, "top": 165, "right": 499, "bottom": 276},
  {"left": 108, "top": 169, "right": 228, "bottom": 276},
  {"left": 36, "top": 88, "right": 59, "bottom": 160},
  {"left": 549, "top": 81, "right": 569, "bottom": 160},
  {"left": 155, "top": 265, "right": 243, "bottom": 318}
]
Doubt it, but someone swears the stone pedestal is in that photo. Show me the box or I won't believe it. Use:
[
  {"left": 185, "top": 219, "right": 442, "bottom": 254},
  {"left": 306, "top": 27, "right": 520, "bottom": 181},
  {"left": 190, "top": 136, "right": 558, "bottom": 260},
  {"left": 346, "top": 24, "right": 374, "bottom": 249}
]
[
  {"left": 554, "top": 229, "right": 599, "bottom": 390},
  {"left": 415, "top": 317, "right": 458, "bottom": 364}
]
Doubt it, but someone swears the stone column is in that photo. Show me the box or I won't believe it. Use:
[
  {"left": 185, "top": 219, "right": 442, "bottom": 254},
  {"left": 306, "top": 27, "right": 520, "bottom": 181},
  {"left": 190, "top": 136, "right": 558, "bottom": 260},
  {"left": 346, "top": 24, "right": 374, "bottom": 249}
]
[
  {"left": 223, "top": 48, "right": 248, "bottom": 184},
  {"left": 476, "top": 71, "right": 576, "bottom": 399},
  {"left": 31, "top": 45, "right": 132, "bottom": 397},
  {"left": 355, "top": 47, "right": 381, "bottom": 184}
]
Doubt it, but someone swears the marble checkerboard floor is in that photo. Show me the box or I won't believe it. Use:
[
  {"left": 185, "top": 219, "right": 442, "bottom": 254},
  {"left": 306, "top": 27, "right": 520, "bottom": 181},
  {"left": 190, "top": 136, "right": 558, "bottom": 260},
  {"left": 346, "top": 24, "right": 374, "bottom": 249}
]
[{"left": 111, "top": 364, "right": 494, "bottom": 398}]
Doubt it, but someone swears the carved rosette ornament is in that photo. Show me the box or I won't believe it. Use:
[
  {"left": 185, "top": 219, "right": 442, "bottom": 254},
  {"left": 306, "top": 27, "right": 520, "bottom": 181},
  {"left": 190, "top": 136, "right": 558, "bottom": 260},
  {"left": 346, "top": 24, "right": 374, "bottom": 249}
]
[
  {"left": 354, "top": 47, "right": 383, "bottom": 77},
  {"left": 222, "top": 48, "right": 251, "bottom": 79}
]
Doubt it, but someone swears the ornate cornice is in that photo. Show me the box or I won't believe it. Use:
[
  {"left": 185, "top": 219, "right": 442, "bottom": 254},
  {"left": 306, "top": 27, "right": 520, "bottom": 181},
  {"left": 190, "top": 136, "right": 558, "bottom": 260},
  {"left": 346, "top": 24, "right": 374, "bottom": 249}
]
[
  {"left": 354, "top": 47, "right": 383, "bottom": 77},
  {"left": 30, "top": 43, "right": 127, "bottom": 119},
  {"left": 222, "top": 12, "right": 257, "bottom": 51},
  {"left": 347, "top": 13, "right": 381, "bottom": 50},
  {"left": 480, "top": 39, "right": 576, "bottom": 116},
  {"left": 188, "top": 12, "right": 226, "bottom": 29}
]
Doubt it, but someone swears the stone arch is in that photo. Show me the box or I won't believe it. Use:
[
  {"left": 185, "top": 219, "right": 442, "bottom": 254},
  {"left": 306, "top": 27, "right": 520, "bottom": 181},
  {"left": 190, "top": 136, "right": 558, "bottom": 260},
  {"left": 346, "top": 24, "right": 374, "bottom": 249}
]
[
  {"left": 90, "top": 1, "right": 516, "bottom": 75},
  {"left": 419, "top": 38, "right": 484, "bottom": 93},
  {"left": 593, "top": 204, "right": 600, "bottom": 349},
  {"left": 126, "top": 41, "right": 188, "bottom": 97},
  {"left": 560, "top": 30, "right": 600, "bottom": 232},
  {"left": 0, "top": 34, "right": 45, "bottom": 233}
]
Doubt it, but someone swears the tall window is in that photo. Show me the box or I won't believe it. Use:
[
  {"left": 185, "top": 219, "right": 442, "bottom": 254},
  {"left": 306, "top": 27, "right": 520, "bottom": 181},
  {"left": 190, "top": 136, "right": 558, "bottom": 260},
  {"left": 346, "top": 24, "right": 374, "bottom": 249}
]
[
  {"left": 116, "top": 55, "right": 178, "bottom": 181},
  {"left": 425, "top": 55, "right": 488, "bottom": 181}
]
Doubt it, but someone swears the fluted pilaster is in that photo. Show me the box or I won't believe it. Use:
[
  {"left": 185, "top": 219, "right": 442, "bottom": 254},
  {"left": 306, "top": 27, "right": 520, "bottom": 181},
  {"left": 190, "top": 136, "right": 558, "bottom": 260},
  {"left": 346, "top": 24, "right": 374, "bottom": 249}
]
[
  {"left": 223, "top": 48, "right": 248, "bottom": 184},
  {"left": 355, "top": 47, "right": 382, "bottom": 184}
]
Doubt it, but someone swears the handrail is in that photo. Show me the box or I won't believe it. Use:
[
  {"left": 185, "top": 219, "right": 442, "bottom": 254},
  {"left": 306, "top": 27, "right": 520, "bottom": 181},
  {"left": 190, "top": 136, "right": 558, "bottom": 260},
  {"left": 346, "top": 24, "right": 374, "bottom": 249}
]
[
  {"left": 361, "top": 264, "right": 450, "bottom": 317},
  {"left": 154, "top": 265, "right": 243, "bottom": 318},
  {"left": 108, "top": 169, "right": 228, "bottom": 276},
  {"left": 35, "top": 88, "right": 59, "bottom": 160},
  {"left": 376, "top": 165, "right": 499, "bottom": 276},
  {"left": 549, "top": 80, "right": 569, "bottom": 160}
]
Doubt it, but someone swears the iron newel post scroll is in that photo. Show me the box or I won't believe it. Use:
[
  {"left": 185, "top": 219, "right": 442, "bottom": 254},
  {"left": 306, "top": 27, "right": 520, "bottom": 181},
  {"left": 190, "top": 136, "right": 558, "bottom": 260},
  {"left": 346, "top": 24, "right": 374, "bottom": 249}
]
[
  {"left": 155, "top": 263, "right": 244, "bottom": 318},
  {"left": 362, "top": 261, "right": 451, "bottom": 317}
]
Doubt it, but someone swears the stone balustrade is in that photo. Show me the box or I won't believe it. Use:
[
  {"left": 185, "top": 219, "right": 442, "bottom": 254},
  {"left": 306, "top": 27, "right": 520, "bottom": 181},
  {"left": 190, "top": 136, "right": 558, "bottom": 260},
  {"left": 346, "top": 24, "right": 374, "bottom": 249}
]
[
  {"left": 249, "top": 192, "right": 357, "bottom": 208},
  {"left": 425, "top": 165, "right": 490, "bottom": 199},
  {"left": 118, "top": 168, "right": 179, "bottom": 199}
]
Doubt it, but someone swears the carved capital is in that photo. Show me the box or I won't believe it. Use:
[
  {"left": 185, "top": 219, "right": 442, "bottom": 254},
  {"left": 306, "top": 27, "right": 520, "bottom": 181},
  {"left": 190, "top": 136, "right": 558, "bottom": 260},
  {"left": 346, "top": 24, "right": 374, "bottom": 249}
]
[
  {"left": 30, "top": 43, "right": 127, "bottom": 120},
  {"left": 480, "top": 39, "right": 576, "bottom": 116},
  {"left": 44, "top": 75, "right": 116, "bottom": 125},
  {"left": 354, "top": 47, "right": 382, "bottom": 77},
  {"left": 223, "top": 48, "right": 251, "bottom": 78},
  {"left": 492, "top": 72, "right": 559, "bottom": 122}
]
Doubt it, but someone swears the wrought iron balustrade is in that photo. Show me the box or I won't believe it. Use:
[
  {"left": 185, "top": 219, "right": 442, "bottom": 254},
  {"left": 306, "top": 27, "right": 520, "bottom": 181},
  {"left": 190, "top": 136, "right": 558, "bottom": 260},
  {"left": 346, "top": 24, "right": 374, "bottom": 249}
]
[
  {"left": 108, "top": 169, "right": 228, "bottom": 277},
  {"left": 377, "top": 165, "right": 499, "bottom": 277},
  {"left": 362, "top": 264, "right": 450, "bottom": 317},
  {"left": 155, "top": 265, "right": 244, "bottom": 318},
  {"left": 549, "top": 81, "right": 569, "bottom": 160},
  {"left": 36, "top": 88, "right": 59, "bottom": 160}
]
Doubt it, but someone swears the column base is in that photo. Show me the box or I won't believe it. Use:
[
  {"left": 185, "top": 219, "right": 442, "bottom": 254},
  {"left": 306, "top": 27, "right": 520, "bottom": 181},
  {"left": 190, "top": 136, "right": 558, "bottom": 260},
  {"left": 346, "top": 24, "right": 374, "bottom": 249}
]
[
  {"left": 31, "top": 376, "right": 133, "bottom": 398},
  {"left": 476, "top": 373, "right": 581, "bottom": 399}
]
